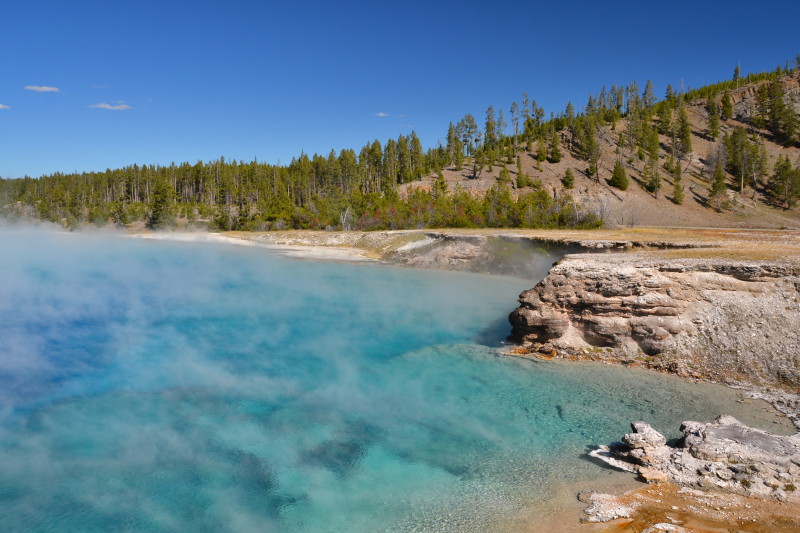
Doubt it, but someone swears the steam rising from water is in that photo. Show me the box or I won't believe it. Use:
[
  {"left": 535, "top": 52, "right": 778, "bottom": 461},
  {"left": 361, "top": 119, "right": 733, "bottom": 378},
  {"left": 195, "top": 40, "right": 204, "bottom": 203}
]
[{"left": 0, "top": 228, "right": 789, "bottom": 532}]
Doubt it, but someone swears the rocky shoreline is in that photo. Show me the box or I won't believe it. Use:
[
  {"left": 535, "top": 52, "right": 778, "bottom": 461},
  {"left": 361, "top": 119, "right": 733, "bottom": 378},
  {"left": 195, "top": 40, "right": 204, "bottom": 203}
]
[{"left": 503, "top": 247, "right": 800, "bottom": 528}]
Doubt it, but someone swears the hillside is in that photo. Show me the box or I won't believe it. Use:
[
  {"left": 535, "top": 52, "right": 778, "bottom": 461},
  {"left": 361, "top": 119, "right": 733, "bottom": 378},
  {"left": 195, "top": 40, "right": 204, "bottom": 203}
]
[
  {"left": 2, "top": 64, "right": 799, "bottom": 231},
  {"left": 399, "top": 75, "right": 800, "bottom": 229}
]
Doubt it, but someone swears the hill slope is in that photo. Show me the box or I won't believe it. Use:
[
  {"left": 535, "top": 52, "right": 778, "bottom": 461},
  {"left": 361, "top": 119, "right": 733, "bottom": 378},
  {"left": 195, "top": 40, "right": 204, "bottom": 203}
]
[{"left": 400, "top": 75, "right": 800, "bottom": 229}]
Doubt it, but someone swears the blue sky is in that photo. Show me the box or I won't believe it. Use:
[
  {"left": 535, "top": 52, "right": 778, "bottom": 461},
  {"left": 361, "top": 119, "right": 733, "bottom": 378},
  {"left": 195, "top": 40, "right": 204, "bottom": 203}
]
[{"left": 1, "top": 0, "right": 798, "bottom": 179}]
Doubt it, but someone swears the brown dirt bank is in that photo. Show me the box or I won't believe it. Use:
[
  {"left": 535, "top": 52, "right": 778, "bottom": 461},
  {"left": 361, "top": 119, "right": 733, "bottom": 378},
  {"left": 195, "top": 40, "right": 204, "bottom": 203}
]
[{"left": 223, "top": 227, "right": 800, "bottom": 262}]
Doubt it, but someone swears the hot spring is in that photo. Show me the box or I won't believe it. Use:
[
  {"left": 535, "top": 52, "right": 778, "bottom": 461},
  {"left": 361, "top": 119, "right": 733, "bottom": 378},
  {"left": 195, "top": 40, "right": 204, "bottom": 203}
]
[{"left": 0, "top": 229, "right": 789, "bottom": 532}]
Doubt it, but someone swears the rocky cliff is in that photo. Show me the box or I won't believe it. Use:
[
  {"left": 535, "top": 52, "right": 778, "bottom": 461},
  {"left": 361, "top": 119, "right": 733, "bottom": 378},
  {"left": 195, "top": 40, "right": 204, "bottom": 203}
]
[{"left": 509, "top": 253, "right": 800, "bottom": 390}]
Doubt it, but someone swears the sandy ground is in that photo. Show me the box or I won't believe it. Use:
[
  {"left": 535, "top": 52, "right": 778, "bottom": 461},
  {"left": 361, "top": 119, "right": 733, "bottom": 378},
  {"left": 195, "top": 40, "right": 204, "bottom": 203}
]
[{"left": 129, "top": 231, "right": 376, "bottom": 261}]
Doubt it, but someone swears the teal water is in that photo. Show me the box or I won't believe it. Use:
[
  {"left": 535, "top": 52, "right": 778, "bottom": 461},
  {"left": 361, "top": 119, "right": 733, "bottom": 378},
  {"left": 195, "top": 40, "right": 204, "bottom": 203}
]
[{"left": 0, "top": 229, "right": 789, "bottom": 532}]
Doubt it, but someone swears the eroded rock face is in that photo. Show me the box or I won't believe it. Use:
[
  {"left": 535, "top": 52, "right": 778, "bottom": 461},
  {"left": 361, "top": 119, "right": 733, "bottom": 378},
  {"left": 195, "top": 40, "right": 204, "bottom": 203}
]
[
  {"left": 509, "top": 254, "right": 800, "bottom": 388},
  {"left": 591, "top": 416, "right": 800, "bottom": 502}
]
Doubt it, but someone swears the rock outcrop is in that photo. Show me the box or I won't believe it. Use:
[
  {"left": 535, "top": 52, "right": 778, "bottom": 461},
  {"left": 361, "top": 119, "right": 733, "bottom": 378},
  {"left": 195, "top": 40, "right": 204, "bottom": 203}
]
[
  {"left": 590, "top": 416, "right": 800, "bottom": 503},
  {"left": 508, "top": 253, "right": 800, "bottom": 389}
]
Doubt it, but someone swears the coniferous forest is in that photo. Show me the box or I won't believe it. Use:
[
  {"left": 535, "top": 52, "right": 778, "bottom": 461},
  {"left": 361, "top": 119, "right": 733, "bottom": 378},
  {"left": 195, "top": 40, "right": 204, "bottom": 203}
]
[{"left": 2, "top": 58, "right": 800, "bottom": 231}]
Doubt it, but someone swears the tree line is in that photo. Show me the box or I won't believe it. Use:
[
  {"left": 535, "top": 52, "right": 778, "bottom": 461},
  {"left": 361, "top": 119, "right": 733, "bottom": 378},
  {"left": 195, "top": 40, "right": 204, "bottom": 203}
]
[
  {"left": 2, "top": 55, "right": 798, "bottom": 229},
  {"left": 0, "top": 149, "right": 600, "bottom": 231}
]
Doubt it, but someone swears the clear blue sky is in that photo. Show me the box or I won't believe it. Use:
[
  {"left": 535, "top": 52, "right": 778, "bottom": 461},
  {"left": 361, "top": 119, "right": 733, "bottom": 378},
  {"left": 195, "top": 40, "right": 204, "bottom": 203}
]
[{"left": 1, "top": 0, "right": 798, "bottom": 179}]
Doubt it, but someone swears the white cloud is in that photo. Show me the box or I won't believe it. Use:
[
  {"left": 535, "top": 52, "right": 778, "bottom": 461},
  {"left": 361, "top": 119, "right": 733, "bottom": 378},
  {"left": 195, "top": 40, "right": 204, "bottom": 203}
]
[
  {"left": 0, "top": 104, "right": 10, "bottom": 110},
  {"left": 374, "top": 112, "right": 389, "bottom": 117},
  {"left": 88, "top": 102, "right": 131, "bottom": 110},
  {"left": 25, "top": 85, "right": 60, "bottom": 92}
]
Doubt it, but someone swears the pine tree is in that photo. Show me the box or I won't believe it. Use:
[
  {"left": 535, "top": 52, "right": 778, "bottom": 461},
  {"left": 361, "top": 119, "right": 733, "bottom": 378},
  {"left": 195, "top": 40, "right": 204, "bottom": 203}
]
[
  {"left": 721, "top": 90, "right": 733, "bottom": 120},
  {"left": 516, "top": 171, "right": 532, "bottom": 189},
  {"left": 484, "top": 105, "right": 497, "bottom": 148},
  {"left": 548, "top": 131, "right": 563, "bottom": 163},
  {"left": 446, "top": 122, "right": 461, "bottom": 168},
  {"left": 609, "top": 160, "right": 629, "bottom": 190},
  {"left": 757, "top": 136, "right": 769, "bottom": 184},
  {"left": 643, "top": 79, "right": 656, "bottom": 108},
  {"left": 562, "top": 168, "right": 575, "bottom": 189},
  {"left": 397, "top": 134, "right": 411, "bottom": 183},
  {"left": 678, "top": 105, "right": 693, "bottom": 155},
  {"left": 709, "top": 159, "right": 727, "bottom": 210},
  {"left": 644, "top": 126, "right": 661, "bottom": 197},
  {"left": 535, "top": 139, "right": 546, "bottom": 171},
  {"left": 456, "top": 114, "right": 479, "bottom": 156},
  {"left": 504, "top": 141, "right": 514, "bottom": 164},
  {"left": 514, "top": 155, "right": 530, "bottom": 188},
  {"left": 706, "top": 97, "right": 720, "bottom": 140},
  {"left": 770, "top": 155, "right": 800, "bottom": 208},
  {"left": 582, "top": 120, "right": 600, "bottom": 181},
  {"left": 536, "top": 138, "right": 547, "bottom": 162},
  {"left": 657, "top": 103, "right": 672, "bottom": 135},
  {"left": 522, "top": 92, "right": 531, "bottom": 121},
  {"left": 672, "top": 159, "right": 684, "bottom": 204},
  {"left": 565, "top": 101, "right": 576, "bottom": 150},
  {"left": 665, "top": 84, "right": 676, "bottom": 104},
  {"left": 533, "top": 100, "right": 545, "bottom": 126},
  {"left": 497, "top": 165, "right": 511, "bottom": 185},
  {"left": 147, "top": 178, "right": 176, "bottom": 229},
  {"left": 497, "top": 109, "right": 508, "bottom": 140},
  {"left": 664, "top": 153, "right": 676, "bottom": 175},
  {"left": 510, "top": 101, "right": 520, "bottom": 144},
  {"left": 764, "top": 78, "right": 799, "bottom": 145},
  {"left": 470, "top": 149, "right": 484, "bottom": 180},
  {"left": 410, "top": 131, "right": 424, "bottom": 181},
  {"left": 433, "top": 170, "right": 448, "bottom": 199},
  {"left": 381, "top": 140, "right": 397, "bottom": 185}
]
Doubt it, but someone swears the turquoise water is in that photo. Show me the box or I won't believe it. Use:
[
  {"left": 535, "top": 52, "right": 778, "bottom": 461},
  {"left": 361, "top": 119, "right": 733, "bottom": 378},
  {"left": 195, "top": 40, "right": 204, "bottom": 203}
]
[{"left": 0, "top": 229, "right": 787, "bottom": 532}]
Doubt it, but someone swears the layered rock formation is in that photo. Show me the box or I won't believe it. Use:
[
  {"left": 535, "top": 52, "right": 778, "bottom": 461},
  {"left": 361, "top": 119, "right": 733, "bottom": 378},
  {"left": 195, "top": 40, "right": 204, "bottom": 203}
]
[
  {"left": 590, "top": 416, "right": 800, "bottom": 503},
  {"left": 508, "top": 253, "right": 800, "bottom": 389}
]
